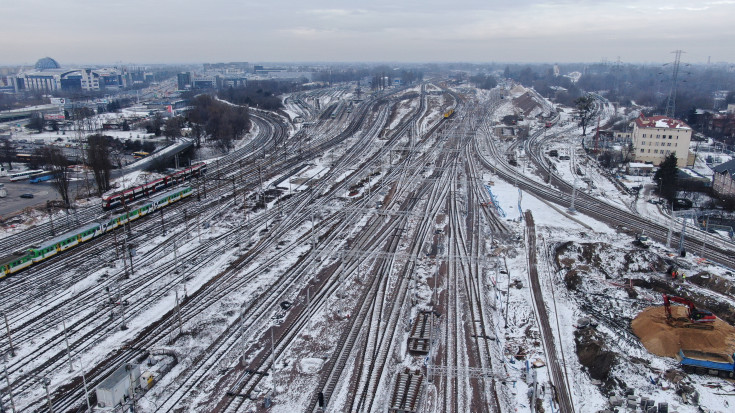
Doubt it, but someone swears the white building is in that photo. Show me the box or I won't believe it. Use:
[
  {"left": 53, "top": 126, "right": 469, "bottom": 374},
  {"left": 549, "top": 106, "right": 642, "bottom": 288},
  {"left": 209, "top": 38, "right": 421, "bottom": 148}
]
[
  {"left": 95, "top": 363, "right": 141, "bottom": 409},
  {"left": 13, "top": 57, "right": 126, "bottom": 92},
  {"left": 632, "top": 114, "right": 692, "bottom": 167}
]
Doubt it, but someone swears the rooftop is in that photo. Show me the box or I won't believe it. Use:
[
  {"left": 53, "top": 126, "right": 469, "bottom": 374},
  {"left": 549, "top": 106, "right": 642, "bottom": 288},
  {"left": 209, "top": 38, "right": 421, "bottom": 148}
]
[
  {"left": 635, "top": 114, "right": 691, "bottom": 130},
  {"left": 713, "top": 158, "right": 735, "bottom": 178}
]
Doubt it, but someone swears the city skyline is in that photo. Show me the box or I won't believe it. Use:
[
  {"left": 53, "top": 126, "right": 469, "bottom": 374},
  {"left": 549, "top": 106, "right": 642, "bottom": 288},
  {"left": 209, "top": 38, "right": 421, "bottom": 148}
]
[{"left": 2, "top": 0, "right": 735, "bottom": 65}]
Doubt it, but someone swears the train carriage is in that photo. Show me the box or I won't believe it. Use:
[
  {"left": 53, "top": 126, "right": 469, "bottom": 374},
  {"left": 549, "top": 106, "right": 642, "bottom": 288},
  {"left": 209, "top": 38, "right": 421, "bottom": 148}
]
[
  {"left": 102, "top": 163, "right": 206, "bottom": 210},
  {"left": 1, "top": 253, "right": 34, "bottom": 278},
  {"left": 2, "top": 186, "right": 193, "bottom": 280},
  {"left": 30, "top": 233, "right": 78, "bottom": 262}
]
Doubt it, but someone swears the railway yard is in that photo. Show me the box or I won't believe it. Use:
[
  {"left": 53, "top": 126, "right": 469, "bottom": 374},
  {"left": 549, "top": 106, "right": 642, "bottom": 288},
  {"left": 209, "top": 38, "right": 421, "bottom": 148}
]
[{"left": 3, "top": 80, "right": 735, "bottom": 413}]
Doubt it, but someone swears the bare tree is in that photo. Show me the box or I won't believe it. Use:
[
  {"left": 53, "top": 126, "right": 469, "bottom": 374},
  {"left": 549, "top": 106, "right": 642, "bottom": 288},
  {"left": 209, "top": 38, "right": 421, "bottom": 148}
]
[
  {"left": 36, "top": 147, "right": 72, "bottom": 208},
  {"left": 575, "top": 94, "right": 595, "bottom": 136},
  {"left": 0, "top": 139, "right": 16, "bottom": 171},
  {"left": 164, "top": 116, "right": 183, "bottom": 142},
  {"left": 87, "top": 134, "right": 113, "bottom": 195},
  {"left": 28, "top": 113, "right": 45, "bottom": 133}
]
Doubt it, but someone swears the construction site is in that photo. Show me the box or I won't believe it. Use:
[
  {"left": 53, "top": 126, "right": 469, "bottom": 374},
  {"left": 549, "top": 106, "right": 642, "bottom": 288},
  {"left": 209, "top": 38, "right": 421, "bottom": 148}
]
[{"left": 545, "top": 233, "right": 735, "bottom": 413}]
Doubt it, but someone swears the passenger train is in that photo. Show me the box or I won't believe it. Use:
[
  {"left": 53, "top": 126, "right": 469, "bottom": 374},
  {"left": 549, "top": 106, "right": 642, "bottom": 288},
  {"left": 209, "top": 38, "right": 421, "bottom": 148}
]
[
  {"left": 1, "top": 186, "right": 194, "bottom": 279},
  {"left": 102, "top": 162, "right": 206, "bottom": 210}
]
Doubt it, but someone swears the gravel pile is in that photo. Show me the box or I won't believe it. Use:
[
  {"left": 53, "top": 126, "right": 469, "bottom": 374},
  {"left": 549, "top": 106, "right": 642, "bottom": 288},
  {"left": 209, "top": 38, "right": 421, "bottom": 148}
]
[{"left": 631, "top": 306, "right": 735, "bottom": 358}]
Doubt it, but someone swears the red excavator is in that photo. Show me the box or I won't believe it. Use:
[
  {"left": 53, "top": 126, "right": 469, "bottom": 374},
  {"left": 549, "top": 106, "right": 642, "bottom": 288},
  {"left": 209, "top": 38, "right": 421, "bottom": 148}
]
[{"left": 662, "top": 294, "right": 716, "bottom": 330}]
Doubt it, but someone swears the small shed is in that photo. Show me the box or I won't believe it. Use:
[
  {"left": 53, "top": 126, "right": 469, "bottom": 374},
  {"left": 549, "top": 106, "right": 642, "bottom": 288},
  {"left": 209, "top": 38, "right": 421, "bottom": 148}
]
[
  {"left": 627, "top": 162, "right": 654, "bottom": 176},
  {"left": 95, "top": 363, "right": 141, "bottom": 408}
]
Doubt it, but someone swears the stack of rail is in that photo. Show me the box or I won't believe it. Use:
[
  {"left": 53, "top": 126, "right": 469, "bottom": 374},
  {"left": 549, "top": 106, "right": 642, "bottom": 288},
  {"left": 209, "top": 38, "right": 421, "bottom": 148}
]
[
  {"left": 407, "top": 311, "right": 433, "bottom": 354},
  {"left": 389, "top": 369, "right": 423, "bottom": 413}
]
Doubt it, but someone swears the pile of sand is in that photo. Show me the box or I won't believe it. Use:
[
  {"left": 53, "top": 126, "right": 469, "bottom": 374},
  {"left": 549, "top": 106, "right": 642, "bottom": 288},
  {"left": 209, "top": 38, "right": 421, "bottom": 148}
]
[{"left": 631, "top": 306, "right": 735, "bottom": 358}]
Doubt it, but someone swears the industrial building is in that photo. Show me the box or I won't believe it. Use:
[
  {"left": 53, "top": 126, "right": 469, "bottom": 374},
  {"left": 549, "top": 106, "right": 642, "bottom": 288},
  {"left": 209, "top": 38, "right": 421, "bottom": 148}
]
[{"left": 95, "top": 362, "right": 141, "bottom": 409}]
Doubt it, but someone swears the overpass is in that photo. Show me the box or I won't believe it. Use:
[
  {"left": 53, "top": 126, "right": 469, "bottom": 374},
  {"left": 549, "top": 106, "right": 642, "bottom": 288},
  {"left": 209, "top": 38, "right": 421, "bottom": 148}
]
[{"left": 0, "top": 104, "right": 62, "bottom": 122}]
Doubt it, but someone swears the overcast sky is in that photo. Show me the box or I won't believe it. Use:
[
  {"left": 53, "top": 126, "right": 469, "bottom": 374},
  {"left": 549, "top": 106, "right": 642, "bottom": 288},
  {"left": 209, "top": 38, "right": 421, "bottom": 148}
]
[{"left": 2, "top": 0, "right": 735, "bottom": 66}]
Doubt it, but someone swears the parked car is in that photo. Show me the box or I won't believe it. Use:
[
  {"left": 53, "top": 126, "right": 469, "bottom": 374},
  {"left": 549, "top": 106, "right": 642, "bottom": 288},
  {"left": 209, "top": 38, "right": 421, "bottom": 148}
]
[{"left": 20, "top": 193, "right": 34, "bottom": 199}]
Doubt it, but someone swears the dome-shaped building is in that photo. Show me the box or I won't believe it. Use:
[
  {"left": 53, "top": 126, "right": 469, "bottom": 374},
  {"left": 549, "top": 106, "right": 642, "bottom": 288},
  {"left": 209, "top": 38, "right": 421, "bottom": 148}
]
[{"left": 34, "top": 57, "right": 61, "bottom": 70}]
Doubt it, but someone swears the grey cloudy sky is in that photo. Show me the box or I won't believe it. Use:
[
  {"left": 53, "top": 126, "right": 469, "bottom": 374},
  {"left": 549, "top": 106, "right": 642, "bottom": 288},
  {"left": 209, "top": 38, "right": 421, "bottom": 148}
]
[{"left": 2, "top": 0, "right": 734, "bottom": 65}]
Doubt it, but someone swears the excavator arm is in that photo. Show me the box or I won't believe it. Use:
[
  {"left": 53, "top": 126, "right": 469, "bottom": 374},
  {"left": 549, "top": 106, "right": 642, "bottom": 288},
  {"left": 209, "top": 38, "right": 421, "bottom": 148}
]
[{"left": 662, "top": 294, "right": 716, "bottom": 324}]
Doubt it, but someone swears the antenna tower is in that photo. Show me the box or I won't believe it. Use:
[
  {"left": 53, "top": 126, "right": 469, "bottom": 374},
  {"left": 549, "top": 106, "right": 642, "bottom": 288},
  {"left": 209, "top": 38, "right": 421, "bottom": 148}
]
[{"left": 664, "top": 50, "right": 684, "bottom": 118}]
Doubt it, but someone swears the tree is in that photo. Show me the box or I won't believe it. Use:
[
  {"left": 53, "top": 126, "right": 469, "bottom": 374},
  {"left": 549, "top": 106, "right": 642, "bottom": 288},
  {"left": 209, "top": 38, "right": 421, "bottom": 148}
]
[
  {"left": 0, "top": 139, "right": 16, "bottom": 171},
  {"left": 87, "top": 134, "right": 113, "bottom": 195},
  {"left": 27, "top": 113, "right": 45, "bottom": 133},
  {"left": 469, "top": 74, "right": 498, "bottom": 90},
  {"left": 575, "top": 95, "right": 595, "bottom": 136},
  {"left": 653, "top": 153, "right": 679, "bottom": 203},
  {"left": 164, "top": 116, "right": 183, "bottom": 141},
  {"left": 146, "top": 113, "right": 164, "bottom": 137},
  {"left": 187, "top": 94, "right": 250, "bottom": 153},
  {"left": 36, "top": 146, "right": 72, "bottom": 208}
]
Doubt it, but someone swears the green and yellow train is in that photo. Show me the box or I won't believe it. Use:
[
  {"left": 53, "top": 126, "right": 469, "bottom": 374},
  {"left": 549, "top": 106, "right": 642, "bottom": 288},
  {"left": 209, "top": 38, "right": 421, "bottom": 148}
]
[{"left": 1, "top": 187, "right": 193, "bottom": 279}]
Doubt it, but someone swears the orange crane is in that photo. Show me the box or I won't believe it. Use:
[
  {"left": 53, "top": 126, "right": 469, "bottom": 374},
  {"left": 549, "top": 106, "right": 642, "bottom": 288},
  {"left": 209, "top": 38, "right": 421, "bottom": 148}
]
[{"left": 662, "top": 294, "right": 716, "bottom": 330}]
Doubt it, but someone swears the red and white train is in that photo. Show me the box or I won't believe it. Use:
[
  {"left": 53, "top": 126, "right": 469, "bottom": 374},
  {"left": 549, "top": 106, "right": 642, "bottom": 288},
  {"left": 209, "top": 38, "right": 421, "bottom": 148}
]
[{"left": 102, "top": 162, "right": 207, "bottom": 210}]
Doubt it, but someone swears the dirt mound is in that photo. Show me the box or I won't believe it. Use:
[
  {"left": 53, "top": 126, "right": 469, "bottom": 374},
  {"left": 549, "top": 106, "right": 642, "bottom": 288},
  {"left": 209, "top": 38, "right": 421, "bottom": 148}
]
[
  {"left": 575, "top": 328, "right": 615, "bottom": 381},
  {"left": 632, "top": 306, "right": 735, "bottom": 358}
]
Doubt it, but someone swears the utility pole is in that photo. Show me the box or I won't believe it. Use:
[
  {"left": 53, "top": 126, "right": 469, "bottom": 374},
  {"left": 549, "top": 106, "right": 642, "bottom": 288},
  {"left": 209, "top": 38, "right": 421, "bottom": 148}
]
[
  {"left": 701, "top": 217, "right": 710, "bottom": 257},
  {"left": 271, "top": 326, "right": 277, "bottom": 398},
  {"left": 43, "top": 377, "right": 52, "bottom": 413},
  {"left": 3, "top": 356, "right": 16, "bottom": 413},
  {"left": 78, "top": 357, "right": 92, "bottom": 412},
  {"left": 3, "top": 313, "right": 15, "bottom": 357},
  {"left": 665, "top": 50, "right": 684, "bottom": 118},
  {"left": 105, "top": 286, "right": 115, "bottom": 320},
  {"left": 119, "top": 282, "right": 128, "bottom": 331},
  {"left": 160, "top": 209, "right": 166, "bottom": 235},
  {"left": 113, "top": 227, "right": 120, "bottom": 260},
  {"left": 678, "top": 216, "right": 688, "bottom": 255},
  {"left": 62, "top": 311, "right": 74, "bottom": 372},
  {"left": 47, "top": 204, "right": 56, "bottom": 237},
  {"left": 121, "top": 236, "right": 130, "bottom": 278},
  {"left": 128, "top": 243, "right": 135, "bottom": 276},
  {"left": 175, "top": 290, "right": 183, "bottom": 336}
]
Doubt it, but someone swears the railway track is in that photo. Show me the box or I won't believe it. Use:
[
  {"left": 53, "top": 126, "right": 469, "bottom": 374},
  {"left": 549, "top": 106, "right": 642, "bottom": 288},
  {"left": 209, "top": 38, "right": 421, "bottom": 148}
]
[{"left": 525, "top": 212, "right": 574, "bottom": 413}]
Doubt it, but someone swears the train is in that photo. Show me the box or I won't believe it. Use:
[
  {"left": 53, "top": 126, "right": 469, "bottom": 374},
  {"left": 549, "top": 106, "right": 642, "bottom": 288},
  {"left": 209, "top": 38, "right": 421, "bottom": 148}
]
[
  {"left": 102, "top": 162, "right": 206, "bottom": 210},
  {"left": 443, "top": 109, "right": 455, "bottom": 119},
  {"left": 1, "top": 186, "right": 194, "bottom": 279}
]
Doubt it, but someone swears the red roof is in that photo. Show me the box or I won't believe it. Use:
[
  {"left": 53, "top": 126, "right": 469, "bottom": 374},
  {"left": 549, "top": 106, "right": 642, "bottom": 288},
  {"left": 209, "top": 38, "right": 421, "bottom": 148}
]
[{"left": 635, "top": 114, "right": 690, "bottom": 130}]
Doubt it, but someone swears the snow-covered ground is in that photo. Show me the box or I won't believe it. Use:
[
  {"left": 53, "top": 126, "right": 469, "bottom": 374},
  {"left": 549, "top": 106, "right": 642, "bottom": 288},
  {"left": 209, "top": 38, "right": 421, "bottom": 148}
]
[{"left": 3, "top": 82, "right": 735, "bottom": 412}]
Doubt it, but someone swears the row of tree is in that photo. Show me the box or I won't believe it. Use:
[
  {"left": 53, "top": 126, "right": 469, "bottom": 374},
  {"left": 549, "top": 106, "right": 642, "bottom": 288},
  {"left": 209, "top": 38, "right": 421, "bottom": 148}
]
[{"left": 187, "top": 94, "right": 250, "bottom": 153}]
